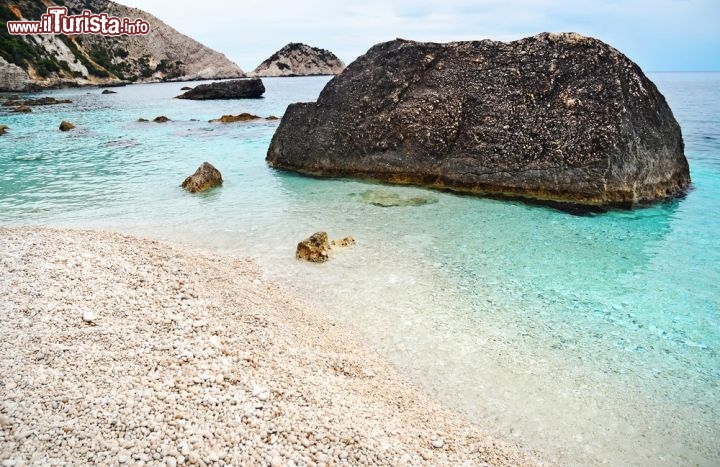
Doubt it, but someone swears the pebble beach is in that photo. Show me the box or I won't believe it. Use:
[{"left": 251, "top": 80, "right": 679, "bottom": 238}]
[{"left": 0, "top": 227, "right": 539, "bottom": 467}]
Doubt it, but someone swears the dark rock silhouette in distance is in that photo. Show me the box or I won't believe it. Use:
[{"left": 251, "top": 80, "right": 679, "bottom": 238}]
[
  {"left": 267, "top": 33, "right": 690, "bottom": 208},
  {"left": 153, "top": 116, "right": 171, "bottom": 123},
  {"left": 101, "top": 90, "right": 117, "bottom": 94},
  {"left": 176, "top": 79, "right": 265, "bottom": 100},
  {"left": 181, "top": 162, "right": 223, "bottom": 193}
]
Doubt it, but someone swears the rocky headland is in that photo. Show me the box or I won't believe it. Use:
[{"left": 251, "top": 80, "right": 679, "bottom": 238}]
[
  {"left": 267, "top": 33, "right": 691, "bottom": 208},
  {"left": 251, "top": 43, "right": 345, "bottom": 77},
  {"left": 0, "top": 0, "right": 244, "bottom": 91}
]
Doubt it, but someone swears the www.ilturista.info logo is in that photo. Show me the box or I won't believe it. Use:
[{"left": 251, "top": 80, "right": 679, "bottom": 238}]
[{"left": 7, "top": 7, "right": 150, "bottom": 36}]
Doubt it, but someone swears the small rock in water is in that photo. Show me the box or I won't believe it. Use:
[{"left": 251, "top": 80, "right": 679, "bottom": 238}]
[
  {"left": 181, "top": 162, "right": 223, "bottom": 193},
  {"left": 296, "top": 232, "right": 331, "bottom": 263},
  {"left": 330, "top": 236, "right": 356, "bottom": 247},
  {"left": 59, "top": 120, "right": 76, "bottom": 131}
]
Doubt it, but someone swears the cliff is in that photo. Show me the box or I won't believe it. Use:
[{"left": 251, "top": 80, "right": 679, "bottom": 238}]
[
  {"left": 0, "top": 0, "right": 244, "bottom": 90},
  {"left": 267, "top": 34, "right": 690, "bottom": 208},
  {"left": 251, "top": 43, "right": 344, "bottom": 77}
]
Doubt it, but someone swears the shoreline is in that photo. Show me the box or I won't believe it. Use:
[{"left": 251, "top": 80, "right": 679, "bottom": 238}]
[{"left": 0, "top": 227, "right": 539, "bottom": 466}]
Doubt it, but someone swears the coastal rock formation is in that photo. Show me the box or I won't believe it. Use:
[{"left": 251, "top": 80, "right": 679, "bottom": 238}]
[
  {"left": 181, "top": 162, "right": 223, "bottom": 193},
  {"left": 176, "top": 79, "right": 265, "bottom": 100},
  {"left": 0, "top": 0, "right": 244, "bottom": 90},
  {"left": 209, "top": 113, "right": 261, "bottom": 123},
  {"left": 59, "top": 121, "right": 76, "bottom": 131},
  {"left": 267, "top": 34, "right": 691, "bottom": 207},
  {"left": 0, "top": 125, "right": 8, "bottom": 136},
  {"left": 13, "top": 105, "right": 31, "bottom": 113},
  {"left": 251, "top": 43, "right": 345, "bottom": 77},
  {"left": 153, "top": 116, "right": 170, "bottom": 123},
  {"left": 296, "top": 232, "right": 331, "bottom": 263}
]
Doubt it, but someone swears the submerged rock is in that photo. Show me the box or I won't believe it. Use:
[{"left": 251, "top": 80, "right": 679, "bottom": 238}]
[
  {"left": 101, "top": 90, "right": 117, "bottom": 94},
  {"left": 181, "top": 162, "right": 223, "bottom": 193},
  {"left": 251, "top": 43, "right": 345, "bottom": 77},
  {"left": 267, "top": 33, "right": 690, "bottom": 208},
  {"left": 59, "top": 121, "right": 75, "bottom": 131},
  {"left": 209, "top": 113, "right": 261, "bottom": 123},
  {"left": 331, "top": 236, "right": 356, "bottom": 247},
  {"left": 13, "top": 105, "right": 31, "bottom": 113},
  {"left": 176, "top": 78, "right": 265, "bottom": 100},
  {"left": 180, "top": 86, "right": 193, "bottom": 91},
  {"left": 359, "top": 189, "right": 438, "bottom": 207},
  {"left": 296, "top": 232, "right": 331, "bottom": 263},
  {"left": 0, "top": 125, "right": 7, "bottom": 136},
  {"left": 137, "top": 118, "right": 149, "bottom": 122},
  {"left": 153, "top": 116, "right": 171, "bottom": 123},
  {"left": 2, "top": 97, "right": 72, "bottom": 106}
]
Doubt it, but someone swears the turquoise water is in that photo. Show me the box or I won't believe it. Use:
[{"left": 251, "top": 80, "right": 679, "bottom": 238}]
[{"left": 1, "top": 74, "right": 718, "bottom": 465}]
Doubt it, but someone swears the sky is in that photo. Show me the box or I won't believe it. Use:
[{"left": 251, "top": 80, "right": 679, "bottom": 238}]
[{"left": 117, "top": 0, "right": 720, "bottom": 72}]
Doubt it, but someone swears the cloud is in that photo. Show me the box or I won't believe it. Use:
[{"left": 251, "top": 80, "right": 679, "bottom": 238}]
[{"left": 117, "top": 0, "right": 720, "bottom": 71}]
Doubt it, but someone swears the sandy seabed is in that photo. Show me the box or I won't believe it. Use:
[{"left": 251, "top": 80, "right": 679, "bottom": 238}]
[{"left": 0, "top": 227, "right": 539, "bottom": 467}]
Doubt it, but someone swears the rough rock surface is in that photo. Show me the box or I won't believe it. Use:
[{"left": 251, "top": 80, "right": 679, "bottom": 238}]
[
  {"left": 0, "top": 57, "right": 31, "bottom": 92},
  {"left": 177, "top": 79, "right": 265, "bottom": 100},
  {"left": 1, "top": 0, "right": 245, "bottom": 89},
  {"left": 59, "top": 121, "right": 75, "bottom": 131},
  {"left": 296, "top": 232, "right": 331, "bottom": 263},
  {"left": 13, "top": 105, "right": 31, "bottom": 113},
  {"left": 0, "top": 227, "right": 538, "bottom": 466},
  {"left": 251, "top": 43, "right": 345, "bottom": 77},
  {"left": 267, "top": 33, "right": 691, "bottom": 207},
  {"left": 181, "top": 162, "right": 223, "bottom": 193},
  {"left": 0, "top": 125, "right": 8, "bottom": 136}
]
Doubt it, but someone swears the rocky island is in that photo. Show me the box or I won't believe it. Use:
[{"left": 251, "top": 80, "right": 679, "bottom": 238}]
[
  {"left": 176, "top": 78, "right": 265, "bottom": 100},
  {"left": 251, "top": 43, "right": 344, "bottom": 77},
  {"left": 0, "top": 0, "right": 244, "bottom": 91},
  {"left": 267, "top": 33, "right": 691, "bottom": 208}
]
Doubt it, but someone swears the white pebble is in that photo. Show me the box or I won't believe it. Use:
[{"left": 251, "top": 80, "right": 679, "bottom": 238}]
[
  {"left": 431, "top": 438, "right": 444, "bottom": 449},
  {"left": 82, "top": 310, "right": 97, "bottom": 323}
]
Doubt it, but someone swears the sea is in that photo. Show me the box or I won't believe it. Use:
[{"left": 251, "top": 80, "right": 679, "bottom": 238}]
[{"left": 1, "top": 73, "right": 718, "bottom": 466}]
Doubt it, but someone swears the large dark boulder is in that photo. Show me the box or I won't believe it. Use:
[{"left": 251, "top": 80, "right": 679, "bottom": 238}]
[
  {"left": 176, "top": 78, "right": 265, "bottom": 100},
  {"left": 267, "top": 33, "right": 690, "bottom": 207}
]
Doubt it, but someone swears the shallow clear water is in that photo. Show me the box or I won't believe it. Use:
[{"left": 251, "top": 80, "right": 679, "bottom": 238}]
[{"left": 1, "top": 74, "right": 718, "bottom": 466}]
